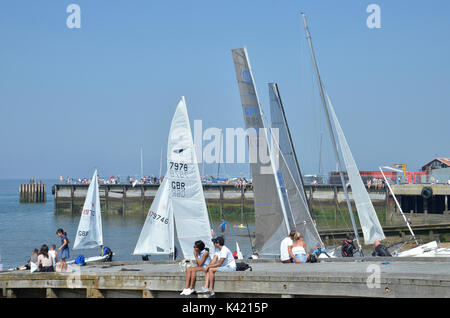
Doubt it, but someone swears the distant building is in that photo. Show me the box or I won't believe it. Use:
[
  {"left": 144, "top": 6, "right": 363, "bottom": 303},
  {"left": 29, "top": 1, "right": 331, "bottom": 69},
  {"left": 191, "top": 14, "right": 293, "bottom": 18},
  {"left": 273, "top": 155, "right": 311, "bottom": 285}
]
[{"left": 421, "top": 158, "right": 450, "bottom": 173}]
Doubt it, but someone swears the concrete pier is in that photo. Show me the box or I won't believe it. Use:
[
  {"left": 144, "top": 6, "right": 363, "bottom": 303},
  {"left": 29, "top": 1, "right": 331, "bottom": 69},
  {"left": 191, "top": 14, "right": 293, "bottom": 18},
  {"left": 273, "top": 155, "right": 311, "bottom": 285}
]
[{"left": 1, "top": 258, "right": 450, "bottom": 298}]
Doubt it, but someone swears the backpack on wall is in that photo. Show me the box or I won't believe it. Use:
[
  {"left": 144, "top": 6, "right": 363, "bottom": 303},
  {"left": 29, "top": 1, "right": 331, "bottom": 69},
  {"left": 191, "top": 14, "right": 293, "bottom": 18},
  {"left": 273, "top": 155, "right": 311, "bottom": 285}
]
[{"left": 236, "top": 262, "right": 252, "bottom": 271}]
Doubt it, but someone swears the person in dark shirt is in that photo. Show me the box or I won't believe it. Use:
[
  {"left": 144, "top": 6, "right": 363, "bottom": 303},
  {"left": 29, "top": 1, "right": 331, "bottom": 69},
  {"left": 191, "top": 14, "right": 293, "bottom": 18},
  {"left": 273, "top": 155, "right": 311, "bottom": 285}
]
[
  {"left": 341, "top": 234, "right": 356, "bottom": 257},
  {"left": 56, "top": 228, "right": 70, "bottom": 272},
  {"left": 100, "top": 245, "right": 113, "bottom": 262}
]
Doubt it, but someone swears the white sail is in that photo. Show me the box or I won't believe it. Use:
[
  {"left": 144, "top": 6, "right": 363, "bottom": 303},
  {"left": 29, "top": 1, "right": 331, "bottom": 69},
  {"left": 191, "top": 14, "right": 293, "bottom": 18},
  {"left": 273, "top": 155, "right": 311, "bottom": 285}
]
[
  {"left": 236, "top": 242, "right": 243, "bottom": 260},
  {"left": 269, "top": 82, "right": 324, "bottom": 251},
  {"left": 133, "top": 176, "right": 174, "bottom": 255},
  {"left": 167, "top": 97, "right": 213, "bottom": 260},
  {"left": 326, "top": 94, "right": 385, "bottom": 244},
  {"left": 73, "top": 170, "right": 103, "bottom": 250},
  {"left": 232, "top": 47, "right": 291, "bottom": 256}
]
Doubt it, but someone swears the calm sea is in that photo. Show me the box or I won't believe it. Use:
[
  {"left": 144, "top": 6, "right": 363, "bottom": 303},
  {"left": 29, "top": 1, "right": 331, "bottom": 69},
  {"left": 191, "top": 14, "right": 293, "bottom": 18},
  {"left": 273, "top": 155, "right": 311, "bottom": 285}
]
[{"left": 0, "top": 179, "right": 255, "bottom": 270}]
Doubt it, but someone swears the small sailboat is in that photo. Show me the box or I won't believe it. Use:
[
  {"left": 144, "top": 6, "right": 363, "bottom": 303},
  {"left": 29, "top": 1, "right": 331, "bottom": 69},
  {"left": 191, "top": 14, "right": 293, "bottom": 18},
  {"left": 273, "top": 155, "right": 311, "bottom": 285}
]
[
  {"left": 301, "top": 13, "right": 385, "bottom": 254},
  {"left": 301, "top": 13, "right": 449, "bottom": 258},
  {"left": 71, "top": 169, "right": 109, "bottom": 263},
  {"left": 134, "top": 97, "right": 213, "bottom": 260},
  {"left": 231, "top": 47, "right": 324, "bottom": 256}
]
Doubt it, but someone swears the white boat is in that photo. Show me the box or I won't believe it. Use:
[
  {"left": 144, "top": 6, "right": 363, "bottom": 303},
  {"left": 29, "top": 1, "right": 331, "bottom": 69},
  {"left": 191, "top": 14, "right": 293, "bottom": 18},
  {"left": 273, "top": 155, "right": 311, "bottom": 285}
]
[
  {"left": 134, "top": 97, "right": 213, "bottom": 260},
  {"left": 68, "top": 170, "right": 110, "bottom": 264},
  {"left": 73, "top": 170, "right": 103, "bottom": 250},
  {"left": 66, "top": 255, "right": 108, "bottom": 265}
]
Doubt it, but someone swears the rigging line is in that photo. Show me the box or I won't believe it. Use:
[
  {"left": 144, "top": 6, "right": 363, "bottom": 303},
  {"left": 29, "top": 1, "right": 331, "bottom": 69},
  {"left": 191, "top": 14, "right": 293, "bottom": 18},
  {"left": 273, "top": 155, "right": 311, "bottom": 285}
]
[
  {"left": 310, "top": 178, "right": 353, "bottom": 249},
  {"left": 271, "top": 83, "right": 310, "bottom": 212},
  {"left": 216, "top": 129, "right": 223, "bottom": 179},
  {"left": 242, "top": 196, "right": 255, "bottom": 255},
  {"left": 268, "top": 126, "right": 323, "bottom": 246},
  {"left": 269, "top": 126, "right": 311, "bottom": 215}
]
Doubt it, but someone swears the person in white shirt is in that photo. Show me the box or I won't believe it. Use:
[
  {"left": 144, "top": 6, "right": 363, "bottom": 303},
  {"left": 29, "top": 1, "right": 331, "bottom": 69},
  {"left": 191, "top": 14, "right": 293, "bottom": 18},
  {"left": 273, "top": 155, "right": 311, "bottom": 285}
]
[
  {"left": 280, "top": 230, "right": 296, "bottom": 263},
  {"left": 48, "top": 244, "right": 58, "bottom": 271},
  {"left": 197, "top": 236, "right": 236, "bottom": 297}
]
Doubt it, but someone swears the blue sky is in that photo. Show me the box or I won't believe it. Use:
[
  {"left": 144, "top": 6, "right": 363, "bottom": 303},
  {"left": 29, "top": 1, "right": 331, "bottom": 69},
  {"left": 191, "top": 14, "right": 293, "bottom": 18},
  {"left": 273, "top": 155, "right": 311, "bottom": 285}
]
[{"left": 0, "top": 0, "right": 449, "bottom": 179}]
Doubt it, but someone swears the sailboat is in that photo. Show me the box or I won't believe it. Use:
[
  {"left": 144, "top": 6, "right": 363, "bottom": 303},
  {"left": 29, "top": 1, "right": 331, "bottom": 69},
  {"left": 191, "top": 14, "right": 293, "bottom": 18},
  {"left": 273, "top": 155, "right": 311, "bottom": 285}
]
[
  {"left": 299, "top": 13, "right": 450, "bottom": 259},
  {"left": 134, "top": 97, "right": 213, "bottom": 260},
  {"left": 231, "top": 47, "right": 324, "bottom": 256},
  {"left": 71, "top": 169, "right": 109, "bottom": 263},
  {"left": 300, "top": 13, "right": 385, "bottom": 254}
]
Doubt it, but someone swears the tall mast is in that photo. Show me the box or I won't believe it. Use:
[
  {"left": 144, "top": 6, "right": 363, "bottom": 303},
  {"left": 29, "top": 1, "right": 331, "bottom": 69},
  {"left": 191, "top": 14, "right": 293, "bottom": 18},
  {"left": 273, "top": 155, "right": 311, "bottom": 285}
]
[
  {"left": 301, "top": 12, "right": 362, "bottom": 254},
  {"left": 159, "top": 147, "right": 163, "bottom": 180},
  {"left": 216, "top": 129, "right": 223, "bottom": 179},
  {"left": 140, "top": 147, "right": 144, "bottom": 179}
]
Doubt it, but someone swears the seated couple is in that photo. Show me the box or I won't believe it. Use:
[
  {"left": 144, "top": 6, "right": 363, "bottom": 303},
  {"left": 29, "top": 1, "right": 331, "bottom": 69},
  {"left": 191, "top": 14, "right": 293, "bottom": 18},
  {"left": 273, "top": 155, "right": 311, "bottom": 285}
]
[
  {"left": 280, "top": 231, "right": 310, "bottom": 263},
  {"left": 180, "top": 236, "right": 236, "bottom": 297}
]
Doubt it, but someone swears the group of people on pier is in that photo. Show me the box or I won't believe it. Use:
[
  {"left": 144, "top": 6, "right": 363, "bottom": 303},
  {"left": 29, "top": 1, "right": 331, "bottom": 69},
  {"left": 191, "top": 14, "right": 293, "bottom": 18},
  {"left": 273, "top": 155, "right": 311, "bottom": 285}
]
[
  {"left": 19, "top": 228, "right": 114, "bottom": 273},
  {"left": 279, "top": 231, "right": 392, "bottom": 262},
  {"left": 18, "top": 229, "right": 70, "bottom": 272}
]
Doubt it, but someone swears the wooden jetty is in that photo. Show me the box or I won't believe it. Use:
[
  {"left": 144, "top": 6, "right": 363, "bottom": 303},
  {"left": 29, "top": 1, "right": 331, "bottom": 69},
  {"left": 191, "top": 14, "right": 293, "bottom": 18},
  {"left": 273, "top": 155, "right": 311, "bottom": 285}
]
[
  {"left": 20, "top": 183, "right": 46, "bottom": 203},
  {"left": 1, "top": 258, "right": 450, "bottom": 298}
]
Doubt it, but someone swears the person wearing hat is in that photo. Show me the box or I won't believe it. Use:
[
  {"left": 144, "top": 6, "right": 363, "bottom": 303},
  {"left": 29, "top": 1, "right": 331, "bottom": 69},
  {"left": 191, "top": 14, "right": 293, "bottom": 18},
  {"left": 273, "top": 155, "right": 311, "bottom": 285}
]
[{"left": 197, "top": 236, "right": 236, "bottom": 297}]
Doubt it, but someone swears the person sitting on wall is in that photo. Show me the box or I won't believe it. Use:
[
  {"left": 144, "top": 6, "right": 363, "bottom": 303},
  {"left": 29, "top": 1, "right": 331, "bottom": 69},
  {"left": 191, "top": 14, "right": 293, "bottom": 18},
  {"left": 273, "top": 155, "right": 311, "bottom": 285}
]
[{"left": 280, "top": 230, "right": 296, "bottom": 263}]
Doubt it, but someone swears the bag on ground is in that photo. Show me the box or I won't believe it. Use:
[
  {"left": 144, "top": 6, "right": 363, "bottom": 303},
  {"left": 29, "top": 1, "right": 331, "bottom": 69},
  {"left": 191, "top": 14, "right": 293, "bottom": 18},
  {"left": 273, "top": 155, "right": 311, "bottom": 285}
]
[{"left": 236, "top": 262, "right": 252, "bottom": 271}]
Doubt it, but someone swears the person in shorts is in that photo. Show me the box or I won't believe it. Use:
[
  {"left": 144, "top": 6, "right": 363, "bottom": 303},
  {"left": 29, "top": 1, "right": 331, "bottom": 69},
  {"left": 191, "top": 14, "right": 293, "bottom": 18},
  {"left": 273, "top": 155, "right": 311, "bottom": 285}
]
[{"left": 197, "top": 236, "right": 236, "bottom": 297}]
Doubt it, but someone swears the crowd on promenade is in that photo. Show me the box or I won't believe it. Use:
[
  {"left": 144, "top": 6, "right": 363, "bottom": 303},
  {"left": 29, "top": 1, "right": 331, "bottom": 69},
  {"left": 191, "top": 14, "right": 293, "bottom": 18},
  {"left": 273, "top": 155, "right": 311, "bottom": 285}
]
[
  {"left": 58, "top": 174, "right": 254, "bottom": 187},
  {"left": 57, "top": 173, "right": 450, "bottom": 188},
  {"left": 366, "top": 178, "right": 386, "bottom": 189},
  {"left": 59, "top": 175, "right": 163, "bottom": 186},
  {"left": 233, "top": 177, "right": 252, "bottom": 189}
]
